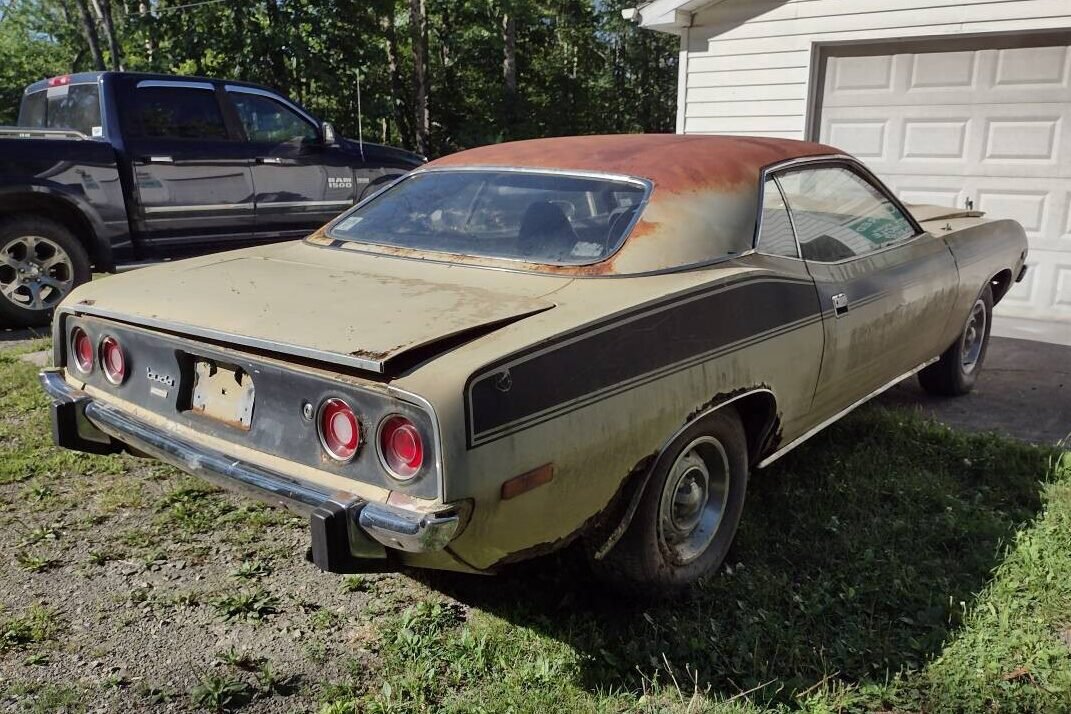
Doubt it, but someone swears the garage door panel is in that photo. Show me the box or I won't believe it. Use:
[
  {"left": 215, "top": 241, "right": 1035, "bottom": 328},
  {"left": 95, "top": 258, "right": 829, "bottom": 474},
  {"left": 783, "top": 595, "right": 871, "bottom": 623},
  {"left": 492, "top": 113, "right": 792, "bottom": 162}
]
[
  {"left": 994, "top": 45, "right": 1071, "bottom": 88},
  {"left": 824, "top": 47, "right": 1071, "bottom": 108},
  {"left": 821, "top": 42, "right": 1071, "bottom": 339}
]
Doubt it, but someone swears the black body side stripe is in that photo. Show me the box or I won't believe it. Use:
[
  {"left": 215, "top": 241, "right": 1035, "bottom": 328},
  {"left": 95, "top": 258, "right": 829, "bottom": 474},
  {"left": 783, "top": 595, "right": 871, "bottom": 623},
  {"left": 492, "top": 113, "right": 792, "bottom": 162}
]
[{"left": 466, "top": 276, "right": 821, "bottom": 447}]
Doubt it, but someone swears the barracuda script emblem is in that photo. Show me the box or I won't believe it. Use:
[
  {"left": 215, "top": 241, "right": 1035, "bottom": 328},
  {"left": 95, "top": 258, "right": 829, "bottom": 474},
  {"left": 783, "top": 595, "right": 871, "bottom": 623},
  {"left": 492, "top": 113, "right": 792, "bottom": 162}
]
[{"left": 146, "top": 367, "right": 176, "bottom": 388}]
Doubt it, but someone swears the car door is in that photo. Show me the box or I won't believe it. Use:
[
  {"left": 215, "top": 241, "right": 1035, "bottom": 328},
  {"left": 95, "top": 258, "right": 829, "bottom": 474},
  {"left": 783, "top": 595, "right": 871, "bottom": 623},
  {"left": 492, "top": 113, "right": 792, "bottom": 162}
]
[
  {"left": 774, "top": 161, "right": 960, "bottom": 422},
  {"left": 224, "top": 86, "right": 356, "bottom": 237},
  {"left": 121, "top": 79, "right": 257, "bottom": 248}
]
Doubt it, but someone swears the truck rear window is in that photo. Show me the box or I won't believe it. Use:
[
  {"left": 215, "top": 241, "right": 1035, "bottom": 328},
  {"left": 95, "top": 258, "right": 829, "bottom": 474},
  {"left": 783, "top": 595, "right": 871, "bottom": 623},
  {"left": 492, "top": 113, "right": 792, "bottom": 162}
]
[{"left": 18, "top": 84, "right": 102, "bottom": 137}]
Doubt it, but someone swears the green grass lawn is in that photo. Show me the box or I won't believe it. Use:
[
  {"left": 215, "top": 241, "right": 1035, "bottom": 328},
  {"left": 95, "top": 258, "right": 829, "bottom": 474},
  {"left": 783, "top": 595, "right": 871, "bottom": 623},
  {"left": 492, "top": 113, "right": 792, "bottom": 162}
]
[{"left": 1, "top": 340, "right": 1069, "bottom": 713}]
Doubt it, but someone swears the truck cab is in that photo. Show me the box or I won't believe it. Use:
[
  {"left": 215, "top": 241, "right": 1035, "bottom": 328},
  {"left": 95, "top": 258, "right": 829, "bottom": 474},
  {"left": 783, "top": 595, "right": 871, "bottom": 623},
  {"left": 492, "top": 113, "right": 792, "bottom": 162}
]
[{"left": 0, "top": 71, "right": 424, "bottom": 326}]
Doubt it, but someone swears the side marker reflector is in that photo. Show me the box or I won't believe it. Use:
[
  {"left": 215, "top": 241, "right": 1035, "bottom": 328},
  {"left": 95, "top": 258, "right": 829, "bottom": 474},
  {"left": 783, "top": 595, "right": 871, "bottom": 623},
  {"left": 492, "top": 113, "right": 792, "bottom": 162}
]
[{"left": 501, "top": 463, "right": 554, "bottom": 501}]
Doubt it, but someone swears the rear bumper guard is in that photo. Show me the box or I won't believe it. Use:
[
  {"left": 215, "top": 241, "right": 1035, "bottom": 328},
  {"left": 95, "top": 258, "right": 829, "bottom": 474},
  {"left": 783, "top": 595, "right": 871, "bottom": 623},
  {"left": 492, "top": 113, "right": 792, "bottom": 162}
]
[{"left": 39, "top": 369, "right": 459, "bottom": 571}]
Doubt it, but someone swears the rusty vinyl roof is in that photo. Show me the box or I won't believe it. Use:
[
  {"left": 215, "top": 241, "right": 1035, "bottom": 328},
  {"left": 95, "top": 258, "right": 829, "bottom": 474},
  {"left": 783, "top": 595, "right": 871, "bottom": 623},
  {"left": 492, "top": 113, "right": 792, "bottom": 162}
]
[
  {"left": 425, "top": 134, "right": 838, "bottom": 196},
  {"left": 330, "top": 134, "right": 840, "bottom": 276}
]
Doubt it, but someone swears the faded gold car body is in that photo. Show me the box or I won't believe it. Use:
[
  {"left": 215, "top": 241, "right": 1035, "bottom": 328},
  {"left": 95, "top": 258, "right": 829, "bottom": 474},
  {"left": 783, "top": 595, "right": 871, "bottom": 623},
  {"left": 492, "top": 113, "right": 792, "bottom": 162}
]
[{"left": 42, "top": 136, "right": 1028, "bottom": 573}]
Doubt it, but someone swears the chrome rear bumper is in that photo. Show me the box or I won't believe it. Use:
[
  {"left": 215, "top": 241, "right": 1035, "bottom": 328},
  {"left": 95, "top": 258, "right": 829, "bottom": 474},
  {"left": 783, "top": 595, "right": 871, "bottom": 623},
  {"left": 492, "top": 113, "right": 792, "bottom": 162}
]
[{"left": 39, "top": 369, "right": 459, "bottom": 568}]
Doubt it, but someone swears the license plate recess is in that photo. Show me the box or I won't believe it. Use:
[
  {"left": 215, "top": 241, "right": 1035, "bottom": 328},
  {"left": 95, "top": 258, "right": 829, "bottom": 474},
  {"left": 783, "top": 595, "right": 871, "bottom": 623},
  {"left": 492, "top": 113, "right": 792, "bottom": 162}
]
[{"left": 189, "top": 359, "right": 255, "bottom": 430}]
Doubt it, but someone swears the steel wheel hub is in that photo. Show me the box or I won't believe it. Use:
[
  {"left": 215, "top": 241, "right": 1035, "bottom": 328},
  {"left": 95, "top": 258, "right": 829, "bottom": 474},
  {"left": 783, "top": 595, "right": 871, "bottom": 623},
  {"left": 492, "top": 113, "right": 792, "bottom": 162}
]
[
  {"left": 658, "top": 435, "right": 730, "bottom": 565},
  {"left": 960, "top": 298, "right": 986, "bottom": 374},
  {"left": 0, "top": 235, "right": 74, "bottom": 311}
]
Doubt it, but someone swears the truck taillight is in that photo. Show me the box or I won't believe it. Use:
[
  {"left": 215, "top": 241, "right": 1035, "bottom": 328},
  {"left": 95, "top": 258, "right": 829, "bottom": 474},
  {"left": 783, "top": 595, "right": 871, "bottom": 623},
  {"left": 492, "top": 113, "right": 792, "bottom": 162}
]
[
  {"left": 379, "top": 416, "right": 424, "bottom": 480},
  {"left": 71, "top": 327, "right": 93, "bottom": 373},
  {"left": 318, "top": 398, "right": 360, "bottom": 462},
  {"left": 47, "top": 75, "right": 71, "bottom": 87},
  {"left": 100, "top": 335, "right": 126, "bottom": 384}
]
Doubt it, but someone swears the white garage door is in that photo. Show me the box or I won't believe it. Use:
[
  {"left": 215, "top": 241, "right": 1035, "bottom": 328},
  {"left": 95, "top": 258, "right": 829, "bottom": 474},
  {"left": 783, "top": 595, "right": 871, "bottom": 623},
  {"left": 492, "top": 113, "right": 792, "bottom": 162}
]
[{"left": 818, "top": 41, "right": 1071, "bottom": 344}]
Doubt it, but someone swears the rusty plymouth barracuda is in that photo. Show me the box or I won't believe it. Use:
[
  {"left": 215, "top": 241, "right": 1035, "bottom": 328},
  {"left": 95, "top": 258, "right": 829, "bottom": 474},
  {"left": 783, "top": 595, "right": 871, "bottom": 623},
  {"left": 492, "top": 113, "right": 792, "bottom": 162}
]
[{"left": 39, "top": 135, "right": 1027, "bottom": 591}]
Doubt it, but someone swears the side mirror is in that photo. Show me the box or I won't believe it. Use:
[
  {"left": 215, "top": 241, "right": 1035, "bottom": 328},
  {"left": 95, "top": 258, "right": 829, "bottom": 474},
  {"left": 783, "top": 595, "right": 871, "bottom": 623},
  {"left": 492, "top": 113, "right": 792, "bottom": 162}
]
[{"left": 322, "top": 122, "right": 337, "bottom": 145}]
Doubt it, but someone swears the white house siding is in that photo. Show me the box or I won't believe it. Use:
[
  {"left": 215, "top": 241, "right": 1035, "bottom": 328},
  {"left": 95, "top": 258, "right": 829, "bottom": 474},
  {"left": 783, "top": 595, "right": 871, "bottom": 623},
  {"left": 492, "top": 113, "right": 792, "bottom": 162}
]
[
  {"left": 681, "top": 0, "right": 1071, "bottom": 135},
  {"left": 666, "top": 0, "right": 1071, "bottom": 343}
]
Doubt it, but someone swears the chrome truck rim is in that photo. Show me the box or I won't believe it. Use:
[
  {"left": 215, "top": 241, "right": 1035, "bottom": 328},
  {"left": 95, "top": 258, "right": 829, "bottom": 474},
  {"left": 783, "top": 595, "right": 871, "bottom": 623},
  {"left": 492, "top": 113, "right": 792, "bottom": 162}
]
[
  {"left": 658, "top": 435, "right": 730, "bottom": 565},
  {"left": 961, "top": 298, "right": 987, "bottom": 374},
  {"left": 0, "top": 235, "right": 74, "bottom": 311}
]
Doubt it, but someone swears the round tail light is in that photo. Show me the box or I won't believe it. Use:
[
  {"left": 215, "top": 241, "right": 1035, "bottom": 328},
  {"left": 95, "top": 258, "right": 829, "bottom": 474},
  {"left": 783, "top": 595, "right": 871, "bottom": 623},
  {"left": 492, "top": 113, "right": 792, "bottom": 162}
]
[
  {"left": 70, "top": 327, "right": 93, "bottom": 374},
  {"left": 318, "top": 398, "right": 360, "bottom": 462},
  {"left": 379, "top": 416, "right": 424, "bottom": 480},
  {"left": 100, "top": 336, "right": 126, "bottom": 384}
]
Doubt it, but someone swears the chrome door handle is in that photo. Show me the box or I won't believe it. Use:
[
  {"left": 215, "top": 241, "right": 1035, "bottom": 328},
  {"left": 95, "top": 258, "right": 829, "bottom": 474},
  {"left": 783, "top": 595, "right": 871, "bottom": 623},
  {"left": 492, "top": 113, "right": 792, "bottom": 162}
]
[
  {"left": 145, "top": 155, "right": 173, "bottom": 163},
  {"left": 832, "top": 293, "right": 849, "bottom": 317},
  {"left": 257, "top": 157, "right": 284, "bottom": 164}
]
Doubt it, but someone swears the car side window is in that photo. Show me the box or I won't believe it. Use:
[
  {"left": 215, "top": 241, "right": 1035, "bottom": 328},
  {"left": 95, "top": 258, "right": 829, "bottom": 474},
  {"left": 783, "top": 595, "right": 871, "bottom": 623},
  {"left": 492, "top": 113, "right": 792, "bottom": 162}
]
[
  {"left": 230, "top": 93, "right": 318, "bottom": 144},
  {"left": 775, "top": 165, "right": 916, "bottom": 262},
  {"left": 132, "top": 87, "right": 228, "bottom": 140},
  {"left": 756, "top": 179, "right": 799, "bottom": 258}
]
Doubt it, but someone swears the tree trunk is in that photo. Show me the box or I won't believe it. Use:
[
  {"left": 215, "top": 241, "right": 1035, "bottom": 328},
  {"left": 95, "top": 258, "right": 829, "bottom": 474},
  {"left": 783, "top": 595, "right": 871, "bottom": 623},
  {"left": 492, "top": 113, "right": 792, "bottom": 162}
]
[
  {"left": 90, "top": 0, "right": 122, "bottom": 70},
  {"left": 381, "top": 8, "right": 410, "bottom": 148},
  {"left": 408, "top": 0, "right": 429, "bottom": 155},
  {"left": 264, "top": 0, "right": 290, "bottom": 93},
  {"left": 72, "top": 0, "right": 105, "bottom": 71},
  {"left": 502, "top": 9, "right": 516, "bottom": 94},
  {"left": 139, "top": 2, "right": 156, "bottom": 66}
]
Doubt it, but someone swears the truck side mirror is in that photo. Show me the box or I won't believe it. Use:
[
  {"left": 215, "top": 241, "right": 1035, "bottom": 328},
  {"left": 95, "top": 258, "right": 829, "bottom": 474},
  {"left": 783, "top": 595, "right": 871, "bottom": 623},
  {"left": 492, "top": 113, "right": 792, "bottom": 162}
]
[{"left": 322, "top": 122, "right": 337, "bottom": 145}]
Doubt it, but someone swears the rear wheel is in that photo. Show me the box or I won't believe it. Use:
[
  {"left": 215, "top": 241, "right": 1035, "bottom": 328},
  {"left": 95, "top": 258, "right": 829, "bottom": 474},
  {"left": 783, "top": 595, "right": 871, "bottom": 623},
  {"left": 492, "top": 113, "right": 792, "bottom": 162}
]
[
  {"left": 594, "top": 408, "right": 748, "bottom": 595},
  {"left": 918, "top": 284, "right": 993, "bottom": 397},
  {"left": 0, "top": 216, "right": 90, "bottom": 327}
]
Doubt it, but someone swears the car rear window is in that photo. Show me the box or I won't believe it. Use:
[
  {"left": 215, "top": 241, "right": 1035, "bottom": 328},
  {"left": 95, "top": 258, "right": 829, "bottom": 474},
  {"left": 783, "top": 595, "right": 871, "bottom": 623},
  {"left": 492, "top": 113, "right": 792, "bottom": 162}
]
[
  {"left": 17, "top": 84, "right": 102, "bottom": 137},
  {"left": 328, "top": 170, "right": 647, "bottom": 265}
]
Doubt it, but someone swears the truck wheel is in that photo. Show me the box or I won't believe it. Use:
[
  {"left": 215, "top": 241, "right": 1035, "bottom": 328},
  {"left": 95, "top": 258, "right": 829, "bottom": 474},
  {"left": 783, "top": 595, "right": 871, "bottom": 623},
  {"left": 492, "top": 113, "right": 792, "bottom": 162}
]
[
  {"left": 595, "top": 408, "right": 748, "bottom": 596},
  {"left": 0, "top": 216, "right": 91, "bottom": 327},
  {"left": 918, "top": 284, "right": 994, "bottom": 397}
]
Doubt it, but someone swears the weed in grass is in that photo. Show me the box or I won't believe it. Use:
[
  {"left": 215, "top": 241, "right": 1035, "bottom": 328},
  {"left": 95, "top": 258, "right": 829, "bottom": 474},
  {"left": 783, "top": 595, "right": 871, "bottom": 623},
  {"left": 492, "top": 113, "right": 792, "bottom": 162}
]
[
  {"left": 156, "top": 481, "right": 234, "bottom": 533},
  {"left": 119, "top": 527, "right": 156, "bottom": 548},
  {"left": 137, "top": 683, "right": 178, "bottom": 704},
  {"left": 189, "top": 672, "right": 251, "bottom": 712},
  {"left": 21, "top": 651, "right": 48, "bottom": 666},
  {"left": 18, "top": 525, "right": 58, "bottom": 547},
  {"left": 14, "top": 550, "right": 57, "bottom": 573},
  {"left": 340, "top": 575, "right": 370, "bottom": 594},
  {"left": 213, "top": 589, "right": 279, "bottom": 622},
  {"left": 8, "top": 682, "right": 86, "bottom": 714},
  {"left": 232, "top": 558, "right": 271, "bottom": 580},
  {"left": 254, "top": 662, "right": 289, "bottom": 694},
  {"left": 169, "top": 589, "right": 204, "bottom": 608},
  {"left": 217, "top": 645, "right": 263, "bottom": 671},
  {"left": 310, "top": 608, "right": 343, "bottom": 631},
  {"left": 0, "top": 604, "right": 57, "bottom": 651},
  {"left": 21, "top": 483, "right": 53, "bottom": 502},
  {"left": 87, "top": 548, "right": 121, "bottom": 566},
  {"left": 101, "top": 674, "right": 130, "bottom": 689},
  {"left": 304, "top": 640, "right": 328, "bottom": 664}
]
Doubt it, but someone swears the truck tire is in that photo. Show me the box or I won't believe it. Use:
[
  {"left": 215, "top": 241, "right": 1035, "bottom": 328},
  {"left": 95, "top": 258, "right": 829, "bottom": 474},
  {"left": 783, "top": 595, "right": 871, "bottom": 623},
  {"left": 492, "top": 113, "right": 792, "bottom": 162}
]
[
  {"left": 0, "top": 216, "right": 91, "bottom": 327},
  {"left": 918, "top": 284, "right": 994, "bottom": 397},
  {"left": 593, "top": 408, "right": 748, "bottom": 596}
]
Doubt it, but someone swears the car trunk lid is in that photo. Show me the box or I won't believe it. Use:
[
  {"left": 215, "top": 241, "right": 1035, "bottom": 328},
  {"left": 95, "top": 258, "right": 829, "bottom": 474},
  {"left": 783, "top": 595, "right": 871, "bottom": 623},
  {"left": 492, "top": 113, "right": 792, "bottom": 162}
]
[{"left": 69, "top": 244, "right": 564, "bottom": 375}]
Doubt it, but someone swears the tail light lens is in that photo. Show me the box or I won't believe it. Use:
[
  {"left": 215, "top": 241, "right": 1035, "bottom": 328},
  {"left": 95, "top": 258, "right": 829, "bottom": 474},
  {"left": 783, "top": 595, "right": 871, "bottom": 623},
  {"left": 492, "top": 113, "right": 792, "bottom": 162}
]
[
  {"left": 379, "top": 415, "right": 424, "bottom": 480},
  {"left": 318, "top": 398, "right": 360, "bottom": 462},
  {"left": 70, "top": 327, "right": 93, "bottom": 373},
  {"left": 100, "top": 336, "right": 126, "bottom": 384}
]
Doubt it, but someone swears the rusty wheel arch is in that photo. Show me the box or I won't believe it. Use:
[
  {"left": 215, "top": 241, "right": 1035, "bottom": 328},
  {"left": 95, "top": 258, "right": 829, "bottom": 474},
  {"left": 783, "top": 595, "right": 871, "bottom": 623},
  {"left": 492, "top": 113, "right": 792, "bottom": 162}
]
[
  {"left": 589, "top": 387, "right": 780, "bottom": 561},
  {"left": 988, "top": 268, "right": 1014, "bottom": 305}
]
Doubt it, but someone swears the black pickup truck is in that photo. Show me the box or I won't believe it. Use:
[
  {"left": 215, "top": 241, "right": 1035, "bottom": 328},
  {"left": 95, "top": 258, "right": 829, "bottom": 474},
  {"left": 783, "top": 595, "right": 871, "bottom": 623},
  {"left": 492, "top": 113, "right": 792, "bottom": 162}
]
[{"left": 0, "top": 71, "right": 424, "bottom": 326}]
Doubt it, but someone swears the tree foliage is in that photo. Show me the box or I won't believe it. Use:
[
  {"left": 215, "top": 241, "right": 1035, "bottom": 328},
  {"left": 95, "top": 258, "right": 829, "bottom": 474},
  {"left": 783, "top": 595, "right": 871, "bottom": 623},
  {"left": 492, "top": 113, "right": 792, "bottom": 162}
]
[{"left": 0, "top": 0, "right": 677, "bottom": 156}]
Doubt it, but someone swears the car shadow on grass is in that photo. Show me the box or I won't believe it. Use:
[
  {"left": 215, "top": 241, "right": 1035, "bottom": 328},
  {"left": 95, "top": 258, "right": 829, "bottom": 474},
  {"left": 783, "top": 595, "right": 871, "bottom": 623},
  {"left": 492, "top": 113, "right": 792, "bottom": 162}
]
[{"left": 417, "top": 406, "right": 1056, "bottom": 707}]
